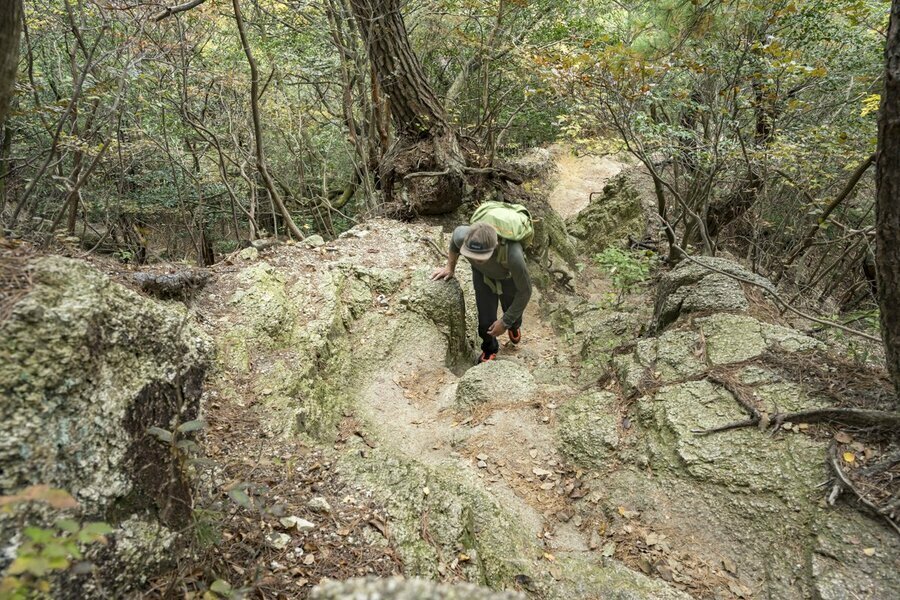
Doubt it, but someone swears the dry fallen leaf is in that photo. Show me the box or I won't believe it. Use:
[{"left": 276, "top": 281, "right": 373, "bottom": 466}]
[
  {"left": 618, "top": 506, "right": 639, "bottom": 519},
  {"left": 843, "top": 452, "right": 856, "bottom": 464},
  {"left": 835, "top": 431, "right": 852, "bottom": 444}
]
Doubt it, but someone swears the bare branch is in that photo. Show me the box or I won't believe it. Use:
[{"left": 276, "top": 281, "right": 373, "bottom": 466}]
[{"left": 154, "top": 0, "right": 207, "bottom": 22}]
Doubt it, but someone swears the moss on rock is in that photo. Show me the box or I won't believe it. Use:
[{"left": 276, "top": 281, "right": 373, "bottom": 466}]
[
  {"left": 637, "top": 380, "right": 825, "bottom": 502},
  {"left": 567, "top": 171, "right": 646, "bottom": 256},
  {"left": 312, "top": 576, "right": 526, "bottom": 600},
  {"left": 557, "top": 392, "right": 620, "bottom": 469},
  {"left": 0, "top": 256, "right": 211, "bottom": 596},
  {"left": 341, "top": 447, "right": 537, "bottom": 586},
  {"left": 653, "top": 257, "right": 773, "bottom": 331},
  {"left": 0, "top": 256, "right": 210, "bottom": 512}
]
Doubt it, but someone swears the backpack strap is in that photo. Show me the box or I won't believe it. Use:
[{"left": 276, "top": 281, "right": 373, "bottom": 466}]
[{"left": 496, "top": 239, "right": 509, "bottom": 269}]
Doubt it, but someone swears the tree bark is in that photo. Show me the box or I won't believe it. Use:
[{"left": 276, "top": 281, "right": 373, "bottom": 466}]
[
  {"left": 877, "top": 1, "right": 900, "bottom": 401},
  {"left": 0, "top": 0, "right": 23, "bottom": 131},
  {"left": 348, "top": 0, "right": 466, "bottom": 215}
]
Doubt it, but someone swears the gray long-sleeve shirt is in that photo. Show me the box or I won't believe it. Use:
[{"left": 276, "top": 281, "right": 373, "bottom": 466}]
[{"left": 450, "top": 225, "right": 532, "bottom": 328}]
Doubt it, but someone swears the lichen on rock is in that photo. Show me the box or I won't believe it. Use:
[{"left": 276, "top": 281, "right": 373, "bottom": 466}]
[
  {"left": 637, "top": 380, "right": 825, "bottom": 501},
  {"left": 312, "top": 576, "right": 526, "bottom": 600},
  {"left": 556, "top": 392, "right": 620, "bottom": 468},
  {"left": 567, "top": 169, "right": 648, "bottom": 255},
  {"left": 653, "top": 256, "right": 773, "bottom": 331},
  {"left": 0, "top": 255, "right": 211, "bottom": 594}
]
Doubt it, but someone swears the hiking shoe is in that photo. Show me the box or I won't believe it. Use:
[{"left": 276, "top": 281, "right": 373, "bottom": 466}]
[
  {"left": 508, "top": 327, "right": 521, "bottom": 345},
  {"left": 477, "top": 351, "right": 497, "bottom": 364}
]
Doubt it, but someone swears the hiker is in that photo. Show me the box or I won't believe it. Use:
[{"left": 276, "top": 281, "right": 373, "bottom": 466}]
[{"left": 430, "top": 203, "right": 533, "bottom": 363}]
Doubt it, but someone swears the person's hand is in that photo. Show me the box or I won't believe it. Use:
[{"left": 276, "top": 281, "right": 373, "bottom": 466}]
[
  {"left": 430, "top": 266, "right": 454, "bottom": 281},
  {"left": 487, "top": 319, "right": 507, "bottom": 337}
]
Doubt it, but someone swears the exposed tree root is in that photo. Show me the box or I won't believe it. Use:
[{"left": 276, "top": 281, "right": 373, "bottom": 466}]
[
  {"left": 770, "top": 408, "right": 900, "bottom": 431},
  {"left": 693, "top": 406, "right": 900, "bottom": 436},
  {"left": 706, "top": 373, "right": 762, "bottom": 421},
  {"left": 687, "top": 370, "right": 900, "bottom": 536}
]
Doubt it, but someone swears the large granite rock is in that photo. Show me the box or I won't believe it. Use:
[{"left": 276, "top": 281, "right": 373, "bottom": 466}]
[
  {"left": 654, "top": 256, "right": 773, "bottom": 330},
  {"left": 557, "top": 392, "right": 620, "bottom": 468},
  {"left": 0, "top": 256, "right": 212, "bottom": 593},
  {"left": 455, "top": 360, "right": 536, "bottom": 407},
  {"left": 312, "top": 577, "right": 525, "bottom": 600},
  {"left": 560, "top": 255, "right": 900, "bottom": 598},
  {"left": 567, "top": 168, "right": 649, "bottom": 255}
]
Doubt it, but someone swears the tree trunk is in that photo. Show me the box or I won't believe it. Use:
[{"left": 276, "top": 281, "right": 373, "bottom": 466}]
[
  {"left": 348, "top": 0, "right": 466, "bottom": 216},
  {"left": 233, "top": 0, "right": 305, "bottom": 240},
  {"left": 0, "top": 0, "right": 23, "bottom": 131},
  {"left": 877, "top": 1, "right": 900, "bottom": 401}
]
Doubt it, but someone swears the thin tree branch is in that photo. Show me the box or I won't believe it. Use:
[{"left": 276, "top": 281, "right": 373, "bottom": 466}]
[{"left": 154, "top": 0, "right": 207, "bottom": 22}]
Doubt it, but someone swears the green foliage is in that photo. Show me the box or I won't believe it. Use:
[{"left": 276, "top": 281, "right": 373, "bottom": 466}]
[
  {"left": 0, "top": 518, "right": 112, "bottom": 599},
  {"left": 595, "top": 247, "right": 655, "bottom": 305}
]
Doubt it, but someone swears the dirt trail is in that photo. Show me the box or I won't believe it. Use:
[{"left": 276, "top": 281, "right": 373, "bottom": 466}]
[
  {"left": 547, "top": 145, "right": 630, "bottom": 220},
  {"left": 360, "top": 283, "right": 590, "bottom": 556},
  {"left": 353, "top": 147, "right": 640, "bottom": 564}
]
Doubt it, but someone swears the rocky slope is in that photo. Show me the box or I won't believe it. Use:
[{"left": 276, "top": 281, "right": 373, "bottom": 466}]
[
  {"left": 2, "top": 152, "right": 898, "bottom": 599},
  {"left": 191, "top": 159, "right": 898, "bottom": 599}
]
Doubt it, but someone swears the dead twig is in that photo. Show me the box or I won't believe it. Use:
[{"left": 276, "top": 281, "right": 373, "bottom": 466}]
[
  {"left": 419, "top": 236, "right": 447, "bottom": 260},
  {"left": 827, "top": 442, "right": 900, "bottom": 536}
]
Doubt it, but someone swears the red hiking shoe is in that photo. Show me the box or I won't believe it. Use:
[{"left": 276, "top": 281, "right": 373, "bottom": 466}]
[
  {"left": 478, "top": 351, "right": 497, "bottom": 364},
  {"left": 508, "top": 327, "right": 521, "bottom": 345}
]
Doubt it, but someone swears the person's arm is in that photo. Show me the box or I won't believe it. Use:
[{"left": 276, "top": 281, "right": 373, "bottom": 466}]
[
  {"left": 431, "top": 226, "right": 467, "bottom": 281},
  {"left": 431, "top": 249, "right": 459, "bottom": 280},
  {"left": 501, "top": 244, "right": 532, "bottom": 328}
]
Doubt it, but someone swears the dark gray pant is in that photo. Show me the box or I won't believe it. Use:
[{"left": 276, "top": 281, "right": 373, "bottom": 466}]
[{"left": 472, "top": 269, "right": 521, "bottom": 354}]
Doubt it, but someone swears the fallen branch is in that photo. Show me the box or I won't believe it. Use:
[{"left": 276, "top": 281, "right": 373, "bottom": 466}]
[
  {"left": 827, "top": 442, "right": 900, "bottom": 536},
  {"left": 133, "top": 270, "right": 211, "bottom": 301},
  {"left": 404, "top": 169, "right": 450, "bottom": 180},
  {"left": 418, "top": 236, "right": 447, "bottom": 259}
]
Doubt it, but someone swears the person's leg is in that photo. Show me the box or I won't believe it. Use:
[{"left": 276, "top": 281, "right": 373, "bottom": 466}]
[
  {"left": 472, "top": 269, "right": 500, "bottom": 355},
  {"left": 499, "top": 279, "right": 522, "bottom": 329}
]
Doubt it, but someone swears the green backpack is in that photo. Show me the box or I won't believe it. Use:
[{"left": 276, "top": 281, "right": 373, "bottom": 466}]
[{"left": 470, "top": 201, "right": 534, "bottom": 267}]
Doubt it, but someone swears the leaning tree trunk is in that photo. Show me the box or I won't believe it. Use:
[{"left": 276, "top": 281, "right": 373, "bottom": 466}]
[
  {"left": 348, "top": 0, "right": 467, "bottom": 216},
  {"left": 877, "top": 1, "right": 900, "bottom": 402},
  {"left": 0, "top": 0, "right": 23, "bottom": 131}
]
